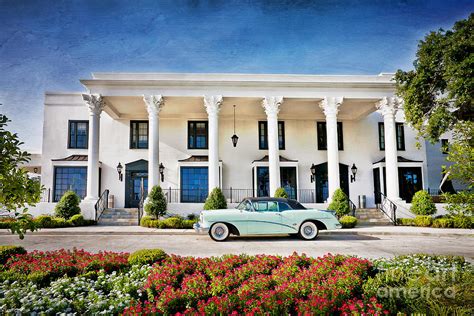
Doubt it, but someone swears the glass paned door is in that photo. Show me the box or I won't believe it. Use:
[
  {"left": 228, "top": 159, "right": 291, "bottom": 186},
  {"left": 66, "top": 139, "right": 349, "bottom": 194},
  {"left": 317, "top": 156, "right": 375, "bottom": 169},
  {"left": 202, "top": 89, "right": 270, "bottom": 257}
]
[
  {"left": 256, "top": 167, "right": 270, "bottom": 197},
  {"left": 129, "top": 172, "right": 148, "bottom": 208},
  {"left": 256, "top": 166, "right": 297, "bottom": 199},
  {"left": 398, "top": 167, "right": 423, "bottom": 202},
  {"left": 180, "top": 167, "right": 208, "bottom": 202}
]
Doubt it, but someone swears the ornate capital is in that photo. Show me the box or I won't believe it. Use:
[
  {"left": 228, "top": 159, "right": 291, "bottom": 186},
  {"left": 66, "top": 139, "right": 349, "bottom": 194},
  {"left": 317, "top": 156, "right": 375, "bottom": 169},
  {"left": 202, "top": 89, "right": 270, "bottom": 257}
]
[
  {"left": 203, "top": 95, "right": 223, "bottom": 116},
  {"left": 82, "top": 94, "right": 105, "bottom": 116},
  {"left": 319, "top": 97, "right": 343, "bottom": 117},
  {"left": 143, "top": 95, "right": 164, "bottom": 117},
  {"left": 376, "top": 97, "right": 401, "bottom": 117},
  {"left": 262, "top": 96, "right": 283, "bottom": 117}
]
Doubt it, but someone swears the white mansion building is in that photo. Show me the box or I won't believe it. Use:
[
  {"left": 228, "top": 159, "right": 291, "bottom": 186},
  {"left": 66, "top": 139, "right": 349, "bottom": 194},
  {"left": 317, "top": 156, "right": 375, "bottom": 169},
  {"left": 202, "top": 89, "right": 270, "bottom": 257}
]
[{"left": 32, "top": 72, "right": 446, "bottom": 220}]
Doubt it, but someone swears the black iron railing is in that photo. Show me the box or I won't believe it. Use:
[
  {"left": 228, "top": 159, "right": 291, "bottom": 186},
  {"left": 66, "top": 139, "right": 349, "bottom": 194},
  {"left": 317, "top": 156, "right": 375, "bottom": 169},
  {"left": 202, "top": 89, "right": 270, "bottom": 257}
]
[
  {"left": 94, "top": 189, "right": 109, "bottom": 221},
  {"left": 348, "top": 199, "right": 357, "bottom": 217},
  {"left": 138, "top": 180, "right": 145, "bottom": 225},
  {"left": 375, "top": 191, "right": 397, "bottom": 225},
  {"left": 222, "top": 188, "right": 255, "bottom": 203}
]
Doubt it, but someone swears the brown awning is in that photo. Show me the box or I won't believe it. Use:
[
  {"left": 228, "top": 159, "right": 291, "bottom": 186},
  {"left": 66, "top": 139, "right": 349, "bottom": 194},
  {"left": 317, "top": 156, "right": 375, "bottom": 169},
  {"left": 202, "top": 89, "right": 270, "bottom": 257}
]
[
  {"left": 178, "top": 155, "right": 222, "bottom": 162},
  {"left": 52, "top": 155, "right": 88, "bottom": 162}
]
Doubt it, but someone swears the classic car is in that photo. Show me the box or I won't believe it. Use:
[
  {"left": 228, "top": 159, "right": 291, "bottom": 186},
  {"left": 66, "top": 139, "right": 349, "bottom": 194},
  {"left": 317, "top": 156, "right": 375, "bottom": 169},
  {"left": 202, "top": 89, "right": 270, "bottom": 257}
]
[{"left": 193, "top": 197, "right": 341, "bottom": 241}]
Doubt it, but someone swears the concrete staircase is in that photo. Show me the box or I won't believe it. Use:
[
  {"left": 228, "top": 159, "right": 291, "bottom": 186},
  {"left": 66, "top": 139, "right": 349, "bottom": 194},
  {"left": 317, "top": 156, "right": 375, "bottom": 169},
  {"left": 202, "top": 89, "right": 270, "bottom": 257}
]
[
  {"left": 98, "top": 208, "right": 139, "bottom": 226},
  {"left": 355, "top": 208, "right": 393, "bottom": 226}
]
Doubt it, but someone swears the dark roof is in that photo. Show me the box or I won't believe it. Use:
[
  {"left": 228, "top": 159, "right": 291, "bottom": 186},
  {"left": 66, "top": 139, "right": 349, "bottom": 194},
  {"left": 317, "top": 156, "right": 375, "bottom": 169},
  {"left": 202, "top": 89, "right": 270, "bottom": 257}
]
[
  {"left": 373, "top": 156, "right": 423, "bottom": 164},
  {"left": 178, "top": 155, "right": 223, "bottom": 162},
  {"left": 243, "top": 197, "right": 307, "bottom": 209},
  {"left": 252, "top": 155, "right": 298, "bottom": 163},
  {"left": 52, "top": 155, "right": 88, "bottom": 162}
]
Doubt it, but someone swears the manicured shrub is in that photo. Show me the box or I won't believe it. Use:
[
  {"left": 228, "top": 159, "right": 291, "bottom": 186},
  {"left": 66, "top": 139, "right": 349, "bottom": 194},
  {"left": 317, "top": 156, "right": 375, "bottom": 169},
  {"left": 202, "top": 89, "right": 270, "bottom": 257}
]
[
  {"left": 0, "top": 246, "right": 26, "bottom": 264},
  {"left": 140, "top": 216, "right": 196, "bottom": 229},
  {"left": 144, "top": 186, "right": 167, "bottom": 218},
  {"left": 274, "top": 187, "right": 288, "bottom": 198},
  {"left": 182, "top": 219, "right": 197, "bottom": 228},
  {"left": 128, "top": 249, "right": 168, "bottom": 266},
  {"left": 414, "top": 215, "right": 433, "bottom": 227},
  {"left": 452, "top": 215, "right": 472, "bottom": 229},
  {"left": 432, "top": 218, "right": 454, "bottom": 228},
  {"left": 410, "top": 190, "right": 436, "bottom": 216},
  {"left": 204, "top": 188, "right": 227, "bottom": 210},
  {"left": 397, "top": 218, "right": 415, "bottom": 226},
  {"left": 68, "top": 214, "right": 85, "bottom": 226},
  {"left": 0, "top": 218, "right": 16, "bottom": 229},
  {"left": 161, "top": 217, "right": 183, "bottom": 229},
  {"left": 339, "top": 215, "right": 357, "bottom": 228},
  {"left": 35, "top": 215, "right": 54, "bottom": 228},
  {"left": 54, "top": 190, "right": 81, "bottom": 219},
  {"left": 328, "top": 188, "right": 350, "bottom": 218}
]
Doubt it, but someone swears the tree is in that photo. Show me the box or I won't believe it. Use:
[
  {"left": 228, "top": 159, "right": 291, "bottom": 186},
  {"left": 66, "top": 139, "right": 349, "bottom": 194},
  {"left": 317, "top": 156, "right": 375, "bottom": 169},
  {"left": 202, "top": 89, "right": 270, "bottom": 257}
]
[
  {"left": 395, "top": 14, "right": 473, "bottom": 209},
  {"left": 204, "top": 188, "right": 227, "bottom": 210},
  {"left": 274, "top": 187, "right": 288, "bottom": 198},
  {"left": 54, "top": 190, "right": 81, "bottom": 219},
  {"left": 0, "top": 114, "right": 41, "bottom": 238},
  {"left": 328, "top": 188, "right": 350, "bottom": 218},
  {"left": 144, "top": 186, "right": 167, "bottom": 218}
]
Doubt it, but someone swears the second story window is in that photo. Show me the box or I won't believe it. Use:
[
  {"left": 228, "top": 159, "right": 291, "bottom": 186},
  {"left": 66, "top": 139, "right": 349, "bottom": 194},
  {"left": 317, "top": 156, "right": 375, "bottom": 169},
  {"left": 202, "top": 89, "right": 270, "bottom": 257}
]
[
  {"left": 258, "top": 121, "right": 285, "bottom": 150},
  {"left": 130, "top": 121, "right": 149, "bottom": 149},
  {"left": 378, "top": 122, "right": 405, "bottom": 151},
  {"left": 317, "top": 122, "right": 343, "bottom": 150},
  {"left": 68, "top": 120, "right": 88, "bottom": 149},
  {"left": 188, "top": 121, "right": 208, "bottom": 149}
]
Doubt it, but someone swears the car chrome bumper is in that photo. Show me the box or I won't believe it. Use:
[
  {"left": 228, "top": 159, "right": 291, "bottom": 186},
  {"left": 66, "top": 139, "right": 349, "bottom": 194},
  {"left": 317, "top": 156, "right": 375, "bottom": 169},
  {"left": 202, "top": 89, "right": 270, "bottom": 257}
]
[{"left": 193, "top": 222, "right": 209, "bottom": 234}]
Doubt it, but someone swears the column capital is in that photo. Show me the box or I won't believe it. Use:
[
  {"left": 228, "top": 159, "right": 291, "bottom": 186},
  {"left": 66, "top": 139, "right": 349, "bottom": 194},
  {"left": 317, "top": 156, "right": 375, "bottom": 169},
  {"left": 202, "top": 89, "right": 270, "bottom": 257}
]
[
  {"left": 262, "top": 96, "right": 283, "bottom": 117},
  {"left": 376, "top": 96, "right": 401, "bottom": 117},
  {"left": 143, "top": 95, "right": 164, "bottom": 117},
  {"left": 203, "top": 95, "right": 223, "bottom": 116},
  {"left": 319, "top": 97, "right": 343, "bottom": 117},
  {"left": 82, "top": 94, "right": 105, "bottom": 116}
]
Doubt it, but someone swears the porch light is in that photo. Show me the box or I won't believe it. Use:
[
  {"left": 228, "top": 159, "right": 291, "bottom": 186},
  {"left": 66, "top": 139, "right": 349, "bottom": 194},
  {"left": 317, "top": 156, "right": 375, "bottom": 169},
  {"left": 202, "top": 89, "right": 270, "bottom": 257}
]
[
  {"left": 310, "top": 164, "right": 316, "bottom": 183},
  {"left": 159, "top": 163, "right": 165, "bottom": 182},
  {"left": 350, "top": 163, "right": 358, "bottom": 183},
  {"left": 117, "top": 162, "right": 123, "bottom": 182},
  {"left": 231, "top": 104, "right": 239, "bottom": 147}
]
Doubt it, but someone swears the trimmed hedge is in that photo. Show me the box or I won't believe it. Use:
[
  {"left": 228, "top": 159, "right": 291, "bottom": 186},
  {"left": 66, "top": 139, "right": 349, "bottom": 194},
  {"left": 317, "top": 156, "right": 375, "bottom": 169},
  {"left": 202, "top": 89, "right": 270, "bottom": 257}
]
[
  {"left": 0, "top": 246, "right": 26, "bottom": 264},
  {"left": 339, "top": 215, "right": 357, "bottom": 228},
  {"left": 397, "top": 215, "right": 472, "bottom": 228},
  {"left": 397, "top": 218, "right": 415, "bottom": 226},
  {"left": 414, "top": 215, "right": 433, "bottom": 227},
  {"left": 432, "top": 218, "right": 454, "bottom": 228},
  {"left": 128, "top": 249, "right": 168, "bottom": 266},
  {"left": 140, "top": 216, "right": 197, "bottom": 229},
  {"left": 0, "top": 215, "right": 95, "bottom": 230}
]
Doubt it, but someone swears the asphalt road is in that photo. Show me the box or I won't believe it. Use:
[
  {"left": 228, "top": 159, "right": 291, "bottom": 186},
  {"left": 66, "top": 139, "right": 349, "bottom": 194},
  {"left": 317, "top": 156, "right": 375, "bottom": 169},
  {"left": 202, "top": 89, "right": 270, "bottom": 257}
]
[{"left": 1, "top": 233, "right": 473, "bottom": 261}]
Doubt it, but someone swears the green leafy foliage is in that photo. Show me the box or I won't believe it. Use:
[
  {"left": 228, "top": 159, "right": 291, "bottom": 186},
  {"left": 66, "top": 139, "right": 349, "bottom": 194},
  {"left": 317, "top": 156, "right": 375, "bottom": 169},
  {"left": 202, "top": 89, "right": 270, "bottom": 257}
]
[
  {"left": 410, "top": 190, "right": 437, "bottom": 215},
  {"left": 274, "top": 187, "right": 288, "bottom": 198},
  {"left": 68, "top": 214, "right": 85, "bottom": 226},
  {"left": 0, "top": 114, "right": 42, "bottom": 239},
  {"left": 339, "top": 215, "right": 357, "bottom": 228},
  {"left": 140, "top": 215, "right": 197, "bottom": 229},
  {"left": 0, "top": 246, "right": 26, "bottom": 264},
  {"left": 444, "top": 122, "right": 474, "bottom": 189},
  {"left": 432, "top": 218, "right": 454, "bottom": 228},
  {"left": 128, "top": 249, "right": 168, "bottom": 266},
  {"left": 444, "top": 191, "right": 474, "bottom": 217},
  {"left": 144, "top": 186, "right": 167, "bottom": 218},
  {"left": 328, "top": 188, "right": 350, "bottom": 218},
  {"left": 204, "top": 188, "right": 227, "bottom": 210},
  {"left": 413, "top": 215, "right": 433, "bottom": 227},
  {"left": 452, "top": 215, "right": 472, "bottom": 229},
  {"left": 396, "top": 218, "right": 415, "bottom": 226},
  {"left": 54, "top": 191, "right": 81, "bottom": 219}
]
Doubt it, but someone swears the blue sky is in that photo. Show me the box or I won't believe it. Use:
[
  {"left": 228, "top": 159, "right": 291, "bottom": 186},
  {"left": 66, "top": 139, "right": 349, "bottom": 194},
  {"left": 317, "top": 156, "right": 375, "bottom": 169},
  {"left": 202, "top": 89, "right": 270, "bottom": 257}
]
[{"left": 0, "top": 0, "right": 472, "bottom": 151}]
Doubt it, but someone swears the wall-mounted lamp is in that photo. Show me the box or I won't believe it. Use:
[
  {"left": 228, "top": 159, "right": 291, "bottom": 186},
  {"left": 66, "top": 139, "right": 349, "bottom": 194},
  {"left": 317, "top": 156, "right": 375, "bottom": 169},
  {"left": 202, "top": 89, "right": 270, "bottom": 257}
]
[
  {"left": 310, "top": 163, "right": 316, "bottom": 183},
  {"left": 116, "top": 162, "right": 123, "bottom": 182},
  {"left": 350, "top": 163, "right": 358, "bottom": 183},
  {"left": 33, "top": 167, "right": 38, "bottom": 173},
  {"left": 159, "top": 163, "right": 165, "bottom": 182}
]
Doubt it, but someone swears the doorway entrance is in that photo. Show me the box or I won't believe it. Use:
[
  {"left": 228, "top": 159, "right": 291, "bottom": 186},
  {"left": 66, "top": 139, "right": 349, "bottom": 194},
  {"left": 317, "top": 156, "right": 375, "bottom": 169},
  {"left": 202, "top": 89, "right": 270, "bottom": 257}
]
[
  {"left": 314, "top": 162, "right": 349, "bottom": 203},
  {"left": 398, "top": 167, "right": 423, "bottom": 202},
  {"left": 255, "top": 166, "right": 297, "bottom": 199},
  {"left": 125, "top": 160, "right": 148, "bottom": 208}
]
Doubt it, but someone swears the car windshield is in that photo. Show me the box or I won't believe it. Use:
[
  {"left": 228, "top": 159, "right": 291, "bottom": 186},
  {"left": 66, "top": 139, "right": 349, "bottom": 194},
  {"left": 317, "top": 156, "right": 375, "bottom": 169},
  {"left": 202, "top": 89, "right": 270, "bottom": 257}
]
[{"left": 237, "top": 200, "right": 253, "bottom": 211}]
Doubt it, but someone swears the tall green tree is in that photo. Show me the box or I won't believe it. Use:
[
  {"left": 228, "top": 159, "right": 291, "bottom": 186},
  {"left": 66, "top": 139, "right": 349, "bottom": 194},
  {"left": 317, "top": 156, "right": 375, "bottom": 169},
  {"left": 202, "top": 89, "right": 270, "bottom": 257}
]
[
  {"left": 395, "top": 14, "right": 473, "bottom": 189},
  {"left": 0, "top": 114, "right": 41, "bottom": 238}
]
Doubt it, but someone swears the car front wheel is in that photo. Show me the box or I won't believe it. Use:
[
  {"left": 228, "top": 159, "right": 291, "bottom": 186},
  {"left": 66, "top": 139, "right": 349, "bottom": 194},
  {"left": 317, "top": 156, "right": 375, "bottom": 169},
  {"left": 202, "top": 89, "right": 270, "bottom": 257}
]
[
  {"left": 298, "top": 221, "right": 319, "bottom": 240},
  {"left": 209, "top": 223, "right": 230, "bottom": 241}
]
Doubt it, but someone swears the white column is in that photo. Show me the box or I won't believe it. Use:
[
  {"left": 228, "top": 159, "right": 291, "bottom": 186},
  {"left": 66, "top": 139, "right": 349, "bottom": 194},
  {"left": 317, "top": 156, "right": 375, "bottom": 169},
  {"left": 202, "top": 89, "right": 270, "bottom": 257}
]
[
  {"left": 377, "top": 97, "right": 401, "bottom": 200},
  {"left": 262, "top": 96, "right": 283, "bottom": 196},
  {"left": 82, "top": 94, "right": 105, "bottom": 200},
  {"left": 143, "top": 95, "right": 164, "bottom": 193},
  {"left": 320, "top": 97, "right": 343, "bottom": 202},
  {"left": 204, "top": 95, "right": 223, "bottom": 192}
]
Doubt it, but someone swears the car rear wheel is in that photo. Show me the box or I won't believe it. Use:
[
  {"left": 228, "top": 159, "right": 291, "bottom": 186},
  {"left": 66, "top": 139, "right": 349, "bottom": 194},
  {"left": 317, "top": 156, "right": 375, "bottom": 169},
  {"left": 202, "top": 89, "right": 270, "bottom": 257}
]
[
  {"left": 209, "top": 223, "right": 230, "bottom": 242},
  {"left": 298, "top": 221, "right": 319, "bottom": 240}
]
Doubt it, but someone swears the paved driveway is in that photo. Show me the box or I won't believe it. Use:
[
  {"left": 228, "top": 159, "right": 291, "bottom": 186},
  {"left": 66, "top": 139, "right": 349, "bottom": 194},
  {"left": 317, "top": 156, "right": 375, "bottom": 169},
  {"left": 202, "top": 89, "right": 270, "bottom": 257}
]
[{"left": 1, "top": 233, "right": 473, "bottom": 261}]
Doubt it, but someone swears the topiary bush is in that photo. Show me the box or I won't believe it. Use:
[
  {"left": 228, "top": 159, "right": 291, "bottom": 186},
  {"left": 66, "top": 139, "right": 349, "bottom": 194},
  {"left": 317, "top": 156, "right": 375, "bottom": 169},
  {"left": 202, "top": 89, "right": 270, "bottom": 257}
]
[
  {"left": 54, "top": 191, "right": 81, "bottom": 219},
  {"left": 204, "top": 188, "right": 227, "bottom": 210},
  {"left": 128, "top": 249, "right": 168, "bottom": 266},
  {"left": 35, "top": 215, "right": 54, "bottom": 228},
  {"left": 274, "top": 187, "right": 288, "bottom": 198},
  {"left": 0, "top": 246, "right": 26, "bottom": 264},
  {"left": 328, "top": 188, "right": 350, "bottom": 218},
  {"left": 410, "top": 190, "right": 436, "bottom": 216},
  {"left": 339, "top": 215, "right": 357, "bottom": 228},
  {"left": 144, "top": 186, "right": 167, "bottom": 218},
  {"left": 414, "top": 215, "right": 433, "bottom": 227},
  {"left": 68, "top": 214, "right": 85, "bottom": 226}
]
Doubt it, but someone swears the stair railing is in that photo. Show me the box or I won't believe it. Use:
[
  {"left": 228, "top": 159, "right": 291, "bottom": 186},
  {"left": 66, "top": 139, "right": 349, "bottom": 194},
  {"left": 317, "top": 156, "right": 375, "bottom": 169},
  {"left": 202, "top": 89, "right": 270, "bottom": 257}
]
[
  {"left": 348, "top": 199, "right": 357, "bottom": 217},
  {"left": 375, "top": 191, "right": 397, "bottom": 225},
  {"left": 137, "top": 178, "right": 145, "bottom": 225},
  {"left": 95, "top": 189, "right": 109, "bottom": 221}
]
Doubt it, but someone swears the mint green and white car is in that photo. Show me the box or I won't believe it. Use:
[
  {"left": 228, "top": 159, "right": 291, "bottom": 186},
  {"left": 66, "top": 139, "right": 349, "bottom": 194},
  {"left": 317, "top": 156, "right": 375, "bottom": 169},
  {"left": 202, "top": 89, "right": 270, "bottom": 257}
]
[{"left": 193, "top": 197, "right": 341, "bottom": 241}]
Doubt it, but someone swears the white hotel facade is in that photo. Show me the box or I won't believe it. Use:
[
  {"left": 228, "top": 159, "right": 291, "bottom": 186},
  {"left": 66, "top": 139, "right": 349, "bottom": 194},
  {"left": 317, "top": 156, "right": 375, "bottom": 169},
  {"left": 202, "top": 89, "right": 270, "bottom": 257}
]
[{"left": 35, "top": 72, "right": 431, "bottom": 220}]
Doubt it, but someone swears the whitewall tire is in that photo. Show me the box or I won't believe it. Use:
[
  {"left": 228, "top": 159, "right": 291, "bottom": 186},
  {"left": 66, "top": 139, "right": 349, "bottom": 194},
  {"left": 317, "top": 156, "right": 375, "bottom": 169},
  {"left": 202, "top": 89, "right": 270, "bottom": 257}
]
[
  {"left": 209, "top": 223, "right": 230, "bottom": 242},
  {"left": 298, "top": 221, "right": 319, "bottom": 240}
]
